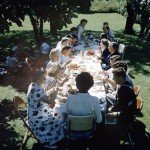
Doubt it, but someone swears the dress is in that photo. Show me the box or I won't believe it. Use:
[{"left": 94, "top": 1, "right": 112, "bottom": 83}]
[{"left": 27, "top": 82, "right": 64, "bottom": 146}]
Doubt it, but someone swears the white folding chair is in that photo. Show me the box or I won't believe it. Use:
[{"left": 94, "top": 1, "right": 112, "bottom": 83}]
[{"left": 118, "top": 44, "right": 125, "bottom": 59}]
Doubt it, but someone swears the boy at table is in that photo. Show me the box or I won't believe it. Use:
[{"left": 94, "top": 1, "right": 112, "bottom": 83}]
[{"left": 108, "top": 67, "right": 137, "bottom": 126}]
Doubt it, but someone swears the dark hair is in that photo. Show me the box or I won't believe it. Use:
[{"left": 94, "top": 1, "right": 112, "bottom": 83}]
[
  {"left": 113, "top": 67, "right": 126, "bottom": 79},
  {"left": 75, "top": 72, "right": 94, "bottom": 92},
  {"left": 70, "top": 27, "right": 77, "bottom": 32},
  {"left": 61, "top": 45, "right": 72, "bottom": 52},
  {"left": 111, "top": 42, "right": 119, "bottom": 50},
  {"left": 65, "top": 34, "right": 73, "bottom": 39},
  {"left": 71, "top": 34, "right": 78, "bottom": 40},
  {"left": 110, "top": 55, "right": 121, "bottom": 62},
  {"left": 101, "top": 38, "right": 109, "bottom": 47},
  {"left": 100, "top": 33, "right": 108, "bottom": 39},
  {"left": 103, "top": 22, "right": 109, "bottom": 26},
  {"left": 80, "top": 19, "right": 88, "bottom": 24},
  {"left": 9, "top": 51, "right": 15, "bottom": 57},
  {"left": 30, "top": 70, "right": 44, "bottom": 82},
  {"left": 113, "top": 61, "right": 128, "bottom": 72}
]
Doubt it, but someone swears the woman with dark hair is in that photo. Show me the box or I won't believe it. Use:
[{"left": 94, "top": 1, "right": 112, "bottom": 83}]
[
  {"left": 27, "top": 69, "right": 65, "bottom": 148},
  {"left": 66, "top": 72, "right": 102, "bottom": 123}
]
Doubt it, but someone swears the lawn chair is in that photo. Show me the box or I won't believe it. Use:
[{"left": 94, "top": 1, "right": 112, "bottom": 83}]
[
  {"left": 134, "top": 85, "right": 140, "bottom": 97},
  {"left": 13, "top": 96, "right": 40, "bottom": 149},
  {"left": 118, "top": 44, "right": 125, "bottom": 59},
  {"left": 114, "top": 98, "right": 144, "bottom": 147},
  {"left": 66, "top": 114, "right": 96, "bottom": 149}
]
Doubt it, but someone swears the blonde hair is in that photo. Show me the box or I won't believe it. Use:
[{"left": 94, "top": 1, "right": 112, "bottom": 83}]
[{"left": 49, "top": 48, "right": 60, "bottom": 60}]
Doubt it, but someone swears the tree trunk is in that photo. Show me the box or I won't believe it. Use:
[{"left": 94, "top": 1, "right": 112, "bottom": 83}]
[
  {"left": 28, "top": 10, "right": 40, "bottom": 47},
  {"left": 124, "top": 2, "right": 136, "bottom": 35},
  {"left": 50, "top": 20, "right": 58, "bottom": 36},
  {"left": 39, "top": 16, "right": 44, "bottom": 41}
]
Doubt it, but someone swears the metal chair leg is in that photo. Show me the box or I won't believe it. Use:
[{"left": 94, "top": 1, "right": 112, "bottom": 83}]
[{"left": 22, "top": 130, "right": 32, "bottom": 150}]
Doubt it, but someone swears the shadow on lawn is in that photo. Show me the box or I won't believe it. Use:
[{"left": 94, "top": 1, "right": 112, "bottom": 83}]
[{"left": 0, "top": 99, "right": 22, "bottom": 150}]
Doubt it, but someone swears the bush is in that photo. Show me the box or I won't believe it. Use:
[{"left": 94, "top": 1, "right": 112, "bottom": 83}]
[{"left": 91, "top": 0, "right": 126, "bottom": 13}]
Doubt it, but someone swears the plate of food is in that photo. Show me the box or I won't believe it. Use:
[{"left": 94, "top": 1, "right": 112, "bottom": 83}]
[{"left": 67, "top": 63, "right": 80, "bottom": 70}]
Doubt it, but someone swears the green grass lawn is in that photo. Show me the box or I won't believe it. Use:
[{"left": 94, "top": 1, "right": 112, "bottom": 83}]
[{"left": 0, "top": 13, "right": 150, "bottom": 149}]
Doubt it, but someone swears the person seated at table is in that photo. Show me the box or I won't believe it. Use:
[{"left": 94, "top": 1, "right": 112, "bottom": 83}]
[
  {"left": 98, "top": 38, "right": 110, "bottom": 64},
  {"left": 43, "top": 63, "right": 69, "bottom": 93},
  {"left": 100, "top": 55, "right": 121, "bottom": 91},
  {"left": 102, "top": 42, "right": 120, "bottom": 70},
  {"left": 76, "top": 19, "right": 88, "bottom": 40},
  {"left": 70, "top": 27, "right": 78, "bottom": 35},
  {"left": 65, "top": 34, "right": 78, "bottom": 46},
  {"left": 60, "top": 45, "right": 72, "bottom": 64},
  {"left": 108, "top": 67, "right": 137, "bottom": 126},
  {"left": 56, "top": 37, "right": 70, "bottom": 52},
  {"left": 102, "top": 25, "right": 115, "bottom": 42},
  {"left": 40, "top": 38, "right": 51, "bottom": 67},
  {"left": 27, "top": 69, "right": 65, "bottom": 149},
  {"left": 66, "top": 72, "right": 102, "bottom": 134},
  {"left": 112, "top": 61, "right": 134, "bottom": 89},
  {"left": 46, "top": 48, "right": 60, "bottom": 71},
  {"left": 6, "top": 51, "right": 18, "bottom": 69}
]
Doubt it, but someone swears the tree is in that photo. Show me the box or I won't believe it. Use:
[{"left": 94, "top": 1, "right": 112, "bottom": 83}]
[
  {"left": 139, "top": 0, "right": 150, "bottom": 38},
  {"left": 0, "top": 0, "right": 82, "bottom": 46},
  {"left": 0, "top": 0, "right": 26, "bottom": 33},
  {"left": 124, "top": 0, "right": 141, "bottom": 35}
]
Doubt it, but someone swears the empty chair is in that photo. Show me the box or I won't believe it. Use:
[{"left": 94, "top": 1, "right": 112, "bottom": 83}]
[
  {"left": 118, "top": 44, "right": 125, "bottom": 59},
  {"left": 134, "top": 85, "right": 140, "bottom": 97},
  {"left": 13, "top": 96, "right": 40, "bottom": 149}
]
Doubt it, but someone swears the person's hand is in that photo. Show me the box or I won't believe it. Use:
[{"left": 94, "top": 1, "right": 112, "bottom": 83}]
[
  {"left": 65, "top": 59, "right": 72, "bottom": 65},
  {"left": 107, "top": 112, "right": 118, "bottom": 118},
  {"left": 108, "top": 106, "right": 114, "bottom": 112},
  {"left": 102, "top": 76, "right": 109, "bottom": 82},
  {"left": 49, "top": 101, "right": 56, "bottom": 109}
]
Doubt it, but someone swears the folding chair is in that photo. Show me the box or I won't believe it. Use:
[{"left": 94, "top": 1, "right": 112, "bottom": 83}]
[
  {"left": 118, "top": 44, "right": 125, "bottom": 59},
  {"left": 66, "top": 114, "right": 96, "bottom": 149},
  {"left": 134, "top": 85, "right": 140, "bottom": 97},
  {"left": 13, "top": 96, "right": 40, "bottom": 149},
  {"left": 115, "top": 98, "right": 144, "bottom": 147}
]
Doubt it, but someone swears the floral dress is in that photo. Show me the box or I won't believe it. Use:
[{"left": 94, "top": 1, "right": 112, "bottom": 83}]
[{"left": 27, "top": 82, "right": 65, "bottom": 146}]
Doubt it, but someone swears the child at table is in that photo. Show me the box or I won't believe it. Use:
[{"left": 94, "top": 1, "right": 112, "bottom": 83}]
[
  {"left": 60, "top": 45, "right": 72, "bottom": 64},
  {"left": 46, "top": 48, "right": 60, "bottom": 71},
  {"left": 6, "top": 51, "right": 18, "bottom": 69},
  {"left": 108, "top": 67, "right": 136, "bottom": 126},
  {"left": 43, "top": 63, "right": 69, "bottom": 94}
]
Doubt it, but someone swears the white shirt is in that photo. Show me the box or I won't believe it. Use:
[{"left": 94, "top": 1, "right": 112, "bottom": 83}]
[
  {"left": 56, "top": 41, "right": 62, "bottom": 52},
  {"left": 41, "top": 43, "right": 50, "bottom": 54},
  {"left": 77, "top": 24, "right": 84, "bottom": 40},
  {"left": 66, "top": 93, "right": 102, "bottom": 123},
  {"left": 6, "top": 56, "right": 18, "bottom": 68}
]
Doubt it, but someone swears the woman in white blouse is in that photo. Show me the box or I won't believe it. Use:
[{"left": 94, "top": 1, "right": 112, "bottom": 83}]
[{"left": 66, "top": 72, "right": 102, "bottom": 123}]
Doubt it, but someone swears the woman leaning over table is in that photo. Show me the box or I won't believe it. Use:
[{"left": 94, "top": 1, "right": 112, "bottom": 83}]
[{"left": 27, "top": 69, "right": 65, "bottom": 148}]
